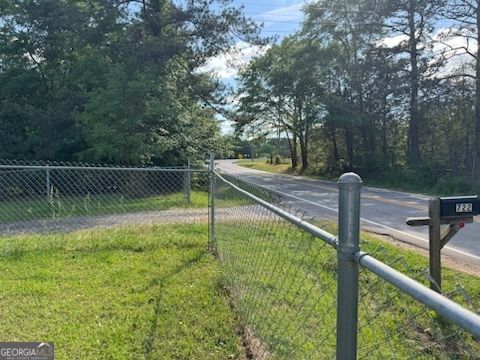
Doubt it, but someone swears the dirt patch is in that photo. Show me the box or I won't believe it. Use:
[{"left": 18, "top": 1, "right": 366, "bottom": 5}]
[
  {"left": 0, "top": 208, "right": 208, "bottom": 236},
  {"left": 0, "top": 205, "right": 272, "bottom": 237},
  {"left": 243, "top": 327, "right": 270, "bottom": 360},
  {"left": 366, "top": 230, "right": 480, "bottom": 277}
]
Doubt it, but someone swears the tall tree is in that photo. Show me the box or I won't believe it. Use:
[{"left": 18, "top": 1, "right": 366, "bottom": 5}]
[
  {"left": 382, "top": 0, "right": 444, "bottom": 164},
  {"left": 236, "top": 36, "right": 324, "bottom": 171},
  {"left": 0, "top": 0, "right": 260, "bottom": 164},
  {"left": 0, "top": 0, "right": 119, "bottom": 160},
  {"left": 437, "top": 0, "right": 480, "bottom": 182},
  {"left": 302, "top": 0, "right": 394, "bottom": 169}
]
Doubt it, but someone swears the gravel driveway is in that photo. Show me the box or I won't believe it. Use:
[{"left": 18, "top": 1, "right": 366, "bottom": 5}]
[
  {"left": 0, "top": 205, "right": 274, "bottom": 236},
  {"left": 0, "top": 208, "right": 208, "bottom": 236}
]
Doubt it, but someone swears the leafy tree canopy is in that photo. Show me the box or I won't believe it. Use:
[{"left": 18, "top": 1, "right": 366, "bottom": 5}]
[{"left": 0, "top": 0, "right": 260, "bottom": 165}]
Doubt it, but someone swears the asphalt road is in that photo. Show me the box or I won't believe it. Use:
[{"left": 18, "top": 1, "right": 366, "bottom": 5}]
[{"left": 217, "top": 160, "right": 480, "bottom": 266}]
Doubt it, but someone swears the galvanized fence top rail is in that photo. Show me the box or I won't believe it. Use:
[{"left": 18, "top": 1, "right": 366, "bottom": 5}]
[
  {"left": 0, "top": 162, "right": 208, "bottom": 173},
  {"left": 356, "top": 251, "right": 480, "bottom": 337},
  {"left": 214, "top": 171, "right": 338, "bottom": 248},
  {"left": 213, "top": 169, "right": 480, "bottom": 358}
]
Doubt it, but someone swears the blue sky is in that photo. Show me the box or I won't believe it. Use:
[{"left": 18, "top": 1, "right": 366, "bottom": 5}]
[
  {"left": 197, "top": 1, "right": 307, "bottom": 133},
  {"left": 200, "top": 1, "right": 306, "bottom": 81},
  {"left": 233, "top": 0, "right": 305, "bottom": 38}
]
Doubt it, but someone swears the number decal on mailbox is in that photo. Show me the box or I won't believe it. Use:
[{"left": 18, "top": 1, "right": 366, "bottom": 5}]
[{"left": 456, "top": 203, "right": 473, "bottom": 213}]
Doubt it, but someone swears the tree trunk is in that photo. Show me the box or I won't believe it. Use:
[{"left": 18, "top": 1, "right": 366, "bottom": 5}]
[
  {"left": 292, "top": 134, "right": 298, "bottom": 169},
  {"left": 286, "top": 131, "right": 298, "bottom": 169},
  {"left": 345, "top": 128, "right": 354, "bottom": 170},
  {"left": 474, "top": 6, "right": 480, "bottom": 183},
  {"left": 382, "top": 113, "right": 388, "bottom": 166},
  {"left": 407, "top": 0, "right": 421, "bottom": 165},
  {"left": 360, "top": 122, "right": 375, "bottom": 167},
  {"left": 331, "top": 127, "right": 340, "bottom": 165},
  {"left": 299, "top": 134, "right": 308, "bottom": 172},
  {"left": 285, "top": 131, "right": 294, "bottom": 168},
  {"left": 466, "top": 119, "right": 472, "bottom": 174},
  {"left": 391, "top": 120, "right": 399, "bottom": 167}
]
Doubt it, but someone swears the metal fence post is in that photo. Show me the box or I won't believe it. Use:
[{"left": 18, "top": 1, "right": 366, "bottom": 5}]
[
  {"left": 428, "top": 198, "right": 442, "bottom": 292},
  {"left": 209, "top": 152, "right": 216, "bottom": 251},
  {"left": 183, "top": 158, "right": 191, "bottom": 204},
  {"left": 46, "top": 166, "right": 52, "bottom": 203},
  {"left": 336, "top": 172, "right": 362, "bottom": 360}
]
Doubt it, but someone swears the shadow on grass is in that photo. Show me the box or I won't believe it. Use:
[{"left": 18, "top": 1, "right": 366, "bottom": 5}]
[{"left": 143, "top": 251, "right": 207, "bottom": 359}]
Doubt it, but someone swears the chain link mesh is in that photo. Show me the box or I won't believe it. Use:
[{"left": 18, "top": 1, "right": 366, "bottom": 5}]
[
  {"left": 0, "top": 159, "right": 209, "bottom": 235},
  {"left": 214, "top": 173, "right": 338, "bottom": 359},
  {"left": 356, "top": 242, "right": 480, "bottom": 359},
  {"left": 1, "top": 159, "right": 479, "bottom": 358},
  {"left": 215, "top": 172, "right": 480, "bottom": 360},
  {"left": 0, "top": 159, "right": 214, "bottom": 358}
]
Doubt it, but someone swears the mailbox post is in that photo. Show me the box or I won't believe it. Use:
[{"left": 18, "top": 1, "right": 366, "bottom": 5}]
[
  {"left": 407, "top": 196, "right": 479, "bottom": 293},
  {"left": 429, "top": 198, "right": 442, "bottom": 292}
]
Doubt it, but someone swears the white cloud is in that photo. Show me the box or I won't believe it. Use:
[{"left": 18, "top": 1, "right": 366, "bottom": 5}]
[
  {"left": 432, "top": 28, "right": 473, "bottom": 53},
  {"left": 256, "top": 2, "right": 304, "bottom": 24},
  {"left": 198, "top": 2, "right": 304, "bottom": 79},
  {"left": 377, "top": 27, "right": 477, "bottom": 77},
  {"left": 377, "top": 34, "right": 409, "bottom": 48},
  {"left": 430, "top": 27, "right": 477, "bottom": 77},
  {"left": 198, "top": 41, "right": 270, "bottom": 79}
]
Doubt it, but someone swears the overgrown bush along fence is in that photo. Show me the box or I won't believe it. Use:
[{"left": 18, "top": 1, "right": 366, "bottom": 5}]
[{"left": 211, "top": 160, "right": 480, "bottom": 359}]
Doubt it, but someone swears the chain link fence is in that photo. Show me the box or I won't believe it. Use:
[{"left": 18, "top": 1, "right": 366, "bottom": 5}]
[
  {"left": 213, "top": 173, "right": 338, "bottom": 359},
  {"left": 0, "top": 159, "right": 209, "bottom": 235},
  {"left": 1, "top": 158, "right": 479, "bottom": 358},
  {"left": 0, "top": 159, "right": 215, "bottom": 358},
  {"left": 212, "top": 169, "right": 480, "bottom": 359},
  {"left": 356, "top": 255, "right": 479, "bottom": 359}
]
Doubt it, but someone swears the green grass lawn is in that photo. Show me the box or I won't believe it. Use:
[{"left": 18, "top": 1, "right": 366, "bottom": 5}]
[
  {"left": 216, "top": 218, "right": 480, "bottom": 359},
  {"left": 1, "top": 211, "right": 479, "bottom": 359},
  {"left": 0, "top": 191, "right": 208, "bottom": 223},
  {"left": 0, "top": 224, "right": 245, "bottom": 360}
]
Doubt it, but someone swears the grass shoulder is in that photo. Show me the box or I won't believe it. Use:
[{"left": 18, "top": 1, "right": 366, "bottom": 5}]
[
  {"left": 235, "top": 158, "right": 293, "bottom": 175},
  {"left": 235, "top": 158, "right": 480, "bottom": 196}
]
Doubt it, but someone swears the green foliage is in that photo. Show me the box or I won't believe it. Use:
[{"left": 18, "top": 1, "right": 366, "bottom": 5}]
[
  {"left": 257, "top": 143, "right": 275, "bottom": 156},
  {"left": 274, "top": 155, "right": 284, "bottom": 165},
  {"left": 361, "top": 166, "right": 480, "bottom": 196},
  {"left": 236, "top": 36, "right": 325, "bottom": 170},
  {"left": 0, "top": 0, "right": 260, "bottom": 164},
  {"left": 234, "top": 0, "right": 479, "bottom": 190}
]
